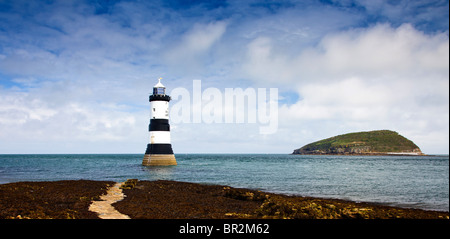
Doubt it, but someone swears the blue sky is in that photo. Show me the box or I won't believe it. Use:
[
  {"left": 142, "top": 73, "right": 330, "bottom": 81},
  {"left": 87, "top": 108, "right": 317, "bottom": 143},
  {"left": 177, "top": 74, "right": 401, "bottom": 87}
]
[{"left": 0, "top": 0, "right": 448, "bottom": 154}]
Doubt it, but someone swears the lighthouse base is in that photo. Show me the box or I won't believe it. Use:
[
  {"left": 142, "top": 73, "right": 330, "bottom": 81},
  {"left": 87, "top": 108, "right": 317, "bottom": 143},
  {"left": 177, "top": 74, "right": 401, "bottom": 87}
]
[{"left": 142, "top": 154, "right": 177, "bottom": 166}]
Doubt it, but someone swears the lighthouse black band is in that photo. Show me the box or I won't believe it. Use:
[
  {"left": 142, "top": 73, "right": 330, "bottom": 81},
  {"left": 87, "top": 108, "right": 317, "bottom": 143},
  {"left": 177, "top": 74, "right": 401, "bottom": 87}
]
[
  {"left": 145, "top": 144, "right": 174, "bottom": 154},
  {"left": 150, "top": 95, "right": 171, "bottom": 102},
  {"left": 149, "top": 119, "right": 170, "bottom": 131}
]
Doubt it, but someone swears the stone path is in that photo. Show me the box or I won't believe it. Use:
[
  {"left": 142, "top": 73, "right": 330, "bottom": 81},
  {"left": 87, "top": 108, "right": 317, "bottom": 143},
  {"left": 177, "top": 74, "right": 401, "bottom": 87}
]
[{"left": 89, "top": 182, "right": 130, "bottom": 219}]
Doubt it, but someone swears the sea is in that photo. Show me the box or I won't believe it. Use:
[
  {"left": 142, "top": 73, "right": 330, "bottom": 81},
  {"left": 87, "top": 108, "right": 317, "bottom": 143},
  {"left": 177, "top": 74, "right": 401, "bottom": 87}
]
[{"left": 0, "top": 154, "right": 448, "bottom": 212}]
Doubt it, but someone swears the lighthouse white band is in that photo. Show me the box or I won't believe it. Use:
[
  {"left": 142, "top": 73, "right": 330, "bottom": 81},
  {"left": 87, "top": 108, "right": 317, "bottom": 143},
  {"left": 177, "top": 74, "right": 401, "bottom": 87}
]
[
  {"left": 151, "top": 101, "right": 169, "bottom": 119},
  {"left": 149, "top": 131, "right": 171, "bottom": 144}
]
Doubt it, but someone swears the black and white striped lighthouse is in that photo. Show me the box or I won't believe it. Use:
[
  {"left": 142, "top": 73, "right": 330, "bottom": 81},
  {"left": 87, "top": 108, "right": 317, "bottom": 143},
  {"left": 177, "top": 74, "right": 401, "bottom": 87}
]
[{"left": 142, "top": 78, "right": 176, "bottom": 166}]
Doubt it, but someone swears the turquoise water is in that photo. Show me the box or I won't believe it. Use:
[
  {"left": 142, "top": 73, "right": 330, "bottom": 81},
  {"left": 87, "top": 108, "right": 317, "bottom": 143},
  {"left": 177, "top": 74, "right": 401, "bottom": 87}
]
[{"left": 0, "top": 154, "right": 448, "bottom": 211}]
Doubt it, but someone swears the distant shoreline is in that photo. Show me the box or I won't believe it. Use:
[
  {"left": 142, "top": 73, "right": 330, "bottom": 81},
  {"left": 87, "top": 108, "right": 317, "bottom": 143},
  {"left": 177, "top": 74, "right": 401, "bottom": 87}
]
[
  {"left": 1, "top": 179, "right": 448, "bottom": 219},
  {"left": 291, "top": 152, "right": 427, "bottom": 156}
]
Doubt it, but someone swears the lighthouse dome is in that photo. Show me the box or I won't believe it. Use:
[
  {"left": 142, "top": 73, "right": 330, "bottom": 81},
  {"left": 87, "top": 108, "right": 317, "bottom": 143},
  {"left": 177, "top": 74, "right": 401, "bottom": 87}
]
[{"left": 154, "top": 78, "right": 165, "bottom": 88}]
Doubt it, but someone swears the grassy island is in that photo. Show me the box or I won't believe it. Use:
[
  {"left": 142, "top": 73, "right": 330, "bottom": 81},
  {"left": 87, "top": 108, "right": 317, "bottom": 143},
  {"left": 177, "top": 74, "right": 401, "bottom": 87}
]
[{"left": 293, "top": 130, "right": 423, "bottom": 155}]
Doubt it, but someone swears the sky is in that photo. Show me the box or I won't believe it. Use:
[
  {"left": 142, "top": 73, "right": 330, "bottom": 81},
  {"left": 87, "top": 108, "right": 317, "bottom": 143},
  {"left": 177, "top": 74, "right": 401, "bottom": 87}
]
[{"left": 0, "top": 0, "right": 448, "bottom": 154}]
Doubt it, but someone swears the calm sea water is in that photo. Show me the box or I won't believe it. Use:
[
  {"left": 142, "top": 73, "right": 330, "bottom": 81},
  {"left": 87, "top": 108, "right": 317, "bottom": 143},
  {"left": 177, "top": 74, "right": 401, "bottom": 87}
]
[{"left": 0, "top": 154, "right": 448, "bottom": 212}]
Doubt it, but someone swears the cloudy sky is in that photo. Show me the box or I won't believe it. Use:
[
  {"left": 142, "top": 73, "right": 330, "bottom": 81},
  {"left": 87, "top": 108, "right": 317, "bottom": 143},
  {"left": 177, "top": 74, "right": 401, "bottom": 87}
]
[{"left": 0, "top": 0, "right": 448, "bottom": 154}]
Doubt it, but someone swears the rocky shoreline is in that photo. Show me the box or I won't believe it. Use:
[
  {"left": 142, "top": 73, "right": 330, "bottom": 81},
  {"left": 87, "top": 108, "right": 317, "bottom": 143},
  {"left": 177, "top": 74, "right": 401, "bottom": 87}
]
[{"left": 0, "top": 179, "right": 448, "bottom": 219}]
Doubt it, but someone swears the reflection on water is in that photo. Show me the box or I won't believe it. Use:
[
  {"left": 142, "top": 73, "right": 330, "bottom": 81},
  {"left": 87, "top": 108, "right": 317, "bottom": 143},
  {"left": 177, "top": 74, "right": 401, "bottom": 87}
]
[{"left": 141, "top": 165, "right": 177, "bottom": 181}]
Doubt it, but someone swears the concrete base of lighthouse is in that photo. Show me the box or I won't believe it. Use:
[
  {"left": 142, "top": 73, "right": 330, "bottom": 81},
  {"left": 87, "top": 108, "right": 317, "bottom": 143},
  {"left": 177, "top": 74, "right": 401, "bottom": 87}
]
[
  {"left": 143, "top": 143, "right": 176, "bottom": 166},
  {"left": 142, "top": 154, "right": 177, "bottom": 166}
]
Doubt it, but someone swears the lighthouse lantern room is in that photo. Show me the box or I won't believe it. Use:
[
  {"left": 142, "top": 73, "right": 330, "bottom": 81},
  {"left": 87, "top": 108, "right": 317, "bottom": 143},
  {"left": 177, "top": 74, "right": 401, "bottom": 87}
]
[{"left": 142, "top": 78, "right": 177, "bottom": 166}]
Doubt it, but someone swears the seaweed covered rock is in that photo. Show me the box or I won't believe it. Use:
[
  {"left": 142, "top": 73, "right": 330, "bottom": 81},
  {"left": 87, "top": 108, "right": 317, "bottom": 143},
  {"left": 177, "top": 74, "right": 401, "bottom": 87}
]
[{"left": 0, "top": 180, "right": 113, "bottom": 219}]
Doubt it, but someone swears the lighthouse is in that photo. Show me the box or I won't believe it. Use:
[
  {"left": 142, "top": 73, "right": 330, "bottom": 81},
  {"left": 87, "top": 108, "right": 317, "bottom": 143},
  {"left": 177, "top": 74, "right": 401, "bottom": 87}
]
[{"left": 142, "top": 78, "right": 177, "bottom": 166}]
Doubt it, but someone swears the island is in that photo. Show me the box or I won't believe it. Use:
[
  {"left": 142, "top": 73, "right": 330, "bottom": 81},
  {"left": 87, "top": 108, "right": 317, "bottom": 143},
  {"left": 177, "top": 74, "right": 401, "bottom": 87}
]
[{"left": 292, "top": 130, "right": 424, "bottom": 156}]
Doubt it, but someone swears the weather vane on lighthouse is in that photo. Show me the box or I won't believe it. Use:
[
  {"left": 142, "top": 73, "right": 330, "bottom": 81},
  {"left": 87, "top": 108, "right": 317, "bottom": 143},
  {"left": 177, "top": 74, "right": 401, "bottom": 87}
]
[{"left": 142, "top": 78, "right": 177, "bottom": 166}]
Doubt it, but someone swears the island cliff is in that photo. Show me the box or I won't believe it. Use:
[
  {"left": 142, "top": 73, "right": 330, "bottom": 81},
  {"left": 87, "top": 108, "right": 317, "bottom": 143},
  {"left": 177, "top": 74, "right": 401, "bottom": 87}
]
[{"left": 292, "top": 130, "right": 424, "bottom": 155}]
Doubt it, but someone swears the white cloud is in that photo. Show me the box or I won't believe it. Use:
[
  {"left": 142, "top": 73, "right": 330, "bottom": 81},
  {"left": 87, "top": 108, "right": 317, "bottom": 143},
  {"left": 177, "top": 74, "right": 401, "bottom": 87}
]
[
  {"left": 0, "top": 86, "right": 145, "bottom": 153},
  {"left": 243, "top": 23, "right": 449, "bottom": 85},
  {"left": 164, "top": 21, "right": 228, "bottom": 74},
  {"left": 183, "top": 21, "right": 228, "bottom": 52},
  {"left": 316, "top": 24, "right": 448, "bottom": 75}
]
